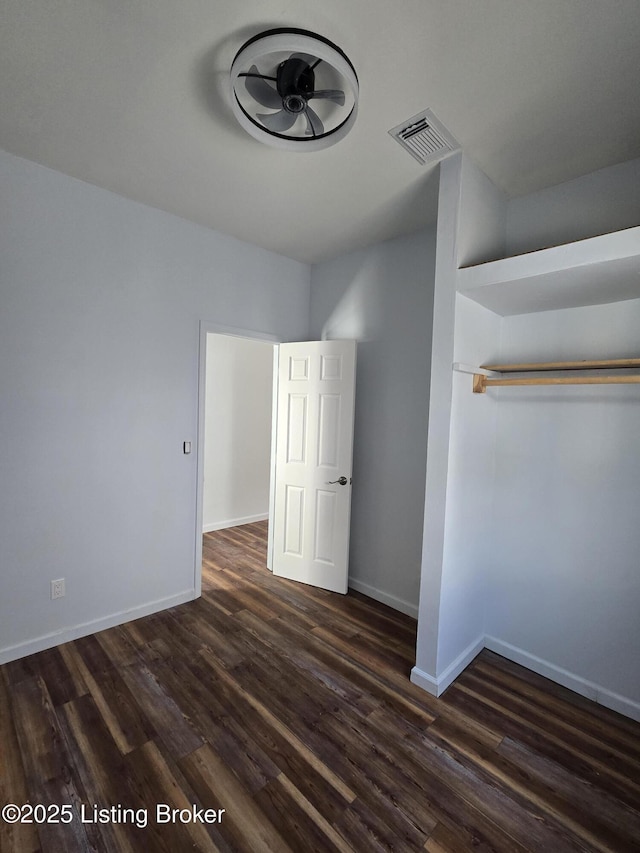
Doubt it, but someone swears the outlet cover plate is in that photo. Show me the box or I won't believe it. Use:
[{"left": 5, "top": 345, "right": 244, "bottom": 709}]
[{"left": 51, "top": 578, "right": 66, "bottom": 599}]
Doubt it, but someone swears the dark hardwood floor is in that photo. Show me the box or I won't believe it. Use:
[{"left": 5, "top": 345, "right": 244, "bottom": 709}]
[{"left": 1, "top": 521, "right": 639, "bottom": 852}]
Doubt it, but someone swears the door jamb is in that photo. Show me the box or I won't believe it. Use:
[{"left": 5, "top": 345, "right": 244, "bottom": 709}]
[{"left": 195, "top": 321, "right": 282, "bottom": 597}]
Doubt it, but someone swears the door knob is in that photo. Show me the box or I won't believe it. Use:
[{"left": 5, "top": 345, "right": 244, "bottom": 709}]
[{"left": 327, "top": 476, "right": 349, "bottom": 486}]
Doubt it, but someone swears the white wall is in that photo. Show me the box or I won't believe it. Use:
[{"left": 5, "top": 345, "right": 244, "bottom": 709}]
[
  {"left": 433, "top": 157, "right": 504, "bottom": 673},
  {"left": 203, "top": 334, "right": 274, "bottom": 532},
  {"left": 0, "top": 149, "right": 310, "bottom": 662},
  {"left": 435, "top": 295, "right": 501, "bottom": 672},
  {"left": 457, "top": 155, "right": 506, "bottom": 267},
  {"left": 506, "top": 156, "right": 640, "bottom": 257},
  {"left": 309, "top": 230, "right": 436, "bottom": 617},
  {"left": 487, "top": 299, "right": 640, "bottom": 709},
  {"left": 435, "top": 159, "right": 506, "bottom": 677},
  {"left": 414, "top": 154, "right": 506, "bottom": 693}
]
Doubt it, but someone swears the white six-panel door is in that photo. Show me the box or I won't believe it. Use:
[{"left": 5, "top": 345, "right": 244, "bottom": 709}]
[{"left": 272, "top": 340, "right": 356, "bottom": 594}]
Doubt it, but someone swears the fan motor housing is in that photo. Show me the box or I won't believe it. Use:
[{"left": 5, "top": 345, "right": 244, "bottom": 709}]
[{"left": 278, "top": 59, "right": 314, "bottom": 100}]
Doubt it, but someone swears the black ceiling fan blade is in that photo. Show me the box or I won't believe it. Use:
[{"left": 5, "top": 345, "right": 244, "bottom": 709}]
[
  {"left": 290, "top": 53, "right": 319, "bottom": 67},
  {"left": 304, "top": 105, "right": 324, "bottom": 137},
  {"left": 243, "top": 65, "right": 282, "bottom": 110},
  {"left": 309, "top": 89, "right": 345, "bottom": 106},
  {"left": 257, "top": 109, "right": 298, "bottom": 133}
]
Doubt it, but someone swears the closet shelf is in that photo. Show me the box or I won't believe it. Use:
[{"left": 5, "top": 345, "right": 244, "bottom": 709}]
[
  {"left": 481, "top": 358, "right": 640, "bottom": 373},
  {"left": 472, "top": 357, "right": 640, "bottom": 394},
  {"left": 457, "top": 226, "right": 640, "bottom": 316}
]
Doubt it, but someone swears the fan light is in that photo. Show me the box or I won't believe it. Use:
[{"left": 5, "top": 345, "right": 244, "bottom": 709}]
[{"left": 229, "top": 28, "right": 358, "bottom": 152}]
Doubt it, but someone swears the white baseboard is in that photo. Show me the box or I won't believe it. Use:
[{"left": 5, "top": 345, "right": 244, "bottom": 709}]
[
  {"left": 0, "top": 589, "right": 197, "bottom": 666},
  {"left": 410, "top": 666, "right": 439, "bottom": 696},
  {"left": 485, "top": 636, "right": 640, "bottom": 724},
  {"left": 411, "top": 634, "right": 485, "bottom": 697},
  {"left": 411, "top": 634, "right": 640, "bottom": 723},
  {"left": 348, "top": 578, "right": 418, "bottom": 619},
  {"left": 203, "top": 513, "right": 268, "bottom": 533}
]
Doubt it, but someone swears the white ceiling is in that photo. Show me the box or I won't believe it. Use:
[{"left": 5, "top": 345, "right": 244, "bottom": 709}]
[{"left": 2, "top": 1, "right": 639, "bottom": 264}]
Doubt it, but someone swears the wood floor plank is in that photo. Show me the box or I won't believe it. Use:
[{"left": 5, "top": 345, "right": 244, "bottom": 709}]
[
  {"left": 334, "top": 794, "right": 429, "bottom": 853},
  {"left": 59, "top": 693, "right": 140, "bottom": 853},
  {"left": 268, "top": 613, "right": 441, "bottom": 728},
  {"left": 95, "top": 624, "right": 144, "bottom": 668},
  {"left": 10, "top": 678, "right": 98, "bottom": 852},
  {"left": 198, "top": 645, "right": 357, "bottom": 805},
  {"left": 222, "top": 567, "right": 328, "bottom": 631},
  {"left": 179, "top": 743, "right": 294, "bottom": 853},
  {"left": 497, "top": 736, "right": 640, "bottom": 852},
  {"left": 481, "top": 649, "right": 640, "bottom": 738},
  {"left": 422, "top": 818, "right": 511, "bottom": 853},
  {"left": 198, "top": 676, "right": 354, "bottom": 826},
  {"left": 472, "top": 656, "right": 640, "bottom": 763},
  {"left": 308, "top": 704, "right": 531, "bottom": 853},
  {"left": 118, "top": 662, "right": 205, "bottom": 760},
  {"left": 166, "top": 608, "right": 245, "bottom": 668},
  {"left": 124, "top": 740, "right": 221, "bottom": 853},
  {"left": 0, "top": 672, "right": 40, "bottom": 853},
  {"left": 61, "top": 643, "right": 155, "bottom": 756},
  {"left": 235, "top": 608, "right": 380, "bottom": 717},
  {"left": 2, "top": 521, "right": 639, "bottom": 852},
  {"left": 253, "top": 772, "right": 352, "bottom": 853},
  {"left": 461, "top": 668, "right": 640, "bottom": 779},
  {"left": 10, "top": 677, "right": 65, "bottom": 788},
  {"left": 58, "top": 643, "right": 93, "bottom": 698},
  {"left": 312, "top": 708, "right": 438, "bottom": 845},
  {"left": 445, "top": 679, "right": 640, "bottom": 810},
  {"left": 423, "top": 713, "right": 633, "bottom": 853}
]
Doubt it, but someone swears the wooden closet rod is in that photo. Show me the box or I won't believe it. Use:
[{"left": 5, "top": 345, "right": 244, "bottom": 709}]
[{"left": 473, "top": 374, "right": 640, "bottom": 393}]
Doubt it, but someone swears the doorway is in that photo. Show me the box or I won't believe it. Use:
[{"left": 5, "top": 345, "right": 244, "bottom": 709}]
[
  {"left": 202, "top": 333, "right": 275, "bottom": 533},
  {"left": 195, "top": 328, "right": 358, "bottom": 598},
  {"left": 194, "top": 323, "right": 281, "bottom": 596}
]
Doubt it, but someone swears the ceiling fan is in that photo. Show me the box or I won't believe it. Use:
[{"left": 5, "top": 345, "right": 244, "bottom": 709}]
[{"left": 229, "top": 29, "right": 359, "bottom": 151}]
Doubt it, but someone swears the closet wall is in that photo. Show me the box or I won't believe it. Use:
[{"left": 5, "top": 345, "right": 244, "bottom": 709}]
[{"left": 488, "top": 299, "right": 640, "bottom": 708}]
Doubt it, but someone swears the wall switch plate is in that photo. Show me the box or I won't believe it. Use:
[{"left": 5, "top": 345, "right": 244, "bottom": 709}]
[
  {"left": 51, "top": 578, "right": 65, "bottom": 599},
  {"left": 183, "top": 441, "right": 192, "bottom": 454}
]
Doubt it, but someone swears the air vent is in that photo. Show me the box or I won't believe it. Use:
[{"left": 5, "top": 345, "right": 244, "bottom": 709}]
[{"left": 389, "top": 109, "right": 459, "bottom": 165}]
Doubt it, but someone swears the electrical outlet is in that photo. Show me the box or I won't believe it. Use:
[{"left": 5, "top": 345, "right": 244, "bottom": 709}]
[{"left": 51, "top": 578, "right": 65, "bottom": 600}]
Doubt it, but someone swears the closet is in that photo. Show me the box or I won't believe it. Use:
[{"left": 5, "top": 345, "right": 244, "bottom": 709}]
[
  {"left": 412, "top": 150, "right": 640, "bottom": 721},
  {"left": 460, "top": 221, "right": 640, "bottom": 719}
]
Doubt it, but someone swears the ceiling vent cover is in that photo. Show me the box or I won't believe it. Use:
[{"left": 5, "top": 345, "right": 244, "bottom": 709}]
[{"left": 389, "top": 109, "right": 459, "bottom": 165}]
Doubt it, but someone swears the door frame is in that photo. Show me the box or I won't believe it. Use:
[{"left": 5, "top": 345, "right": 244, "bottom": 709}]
[{"left": 194, "top": 321, "right": 282, "bottom": 596}]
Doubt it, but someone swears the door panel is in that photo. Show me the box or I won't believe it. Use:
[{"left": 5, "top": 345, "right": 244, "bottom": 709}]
[
  {"left": 286, "top": 395, "right": 307, "bottom": 463},
  {"left": 272, "top": 340, "right": 356, "bottom": 594}
]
